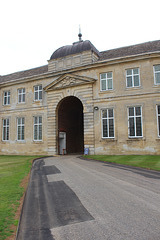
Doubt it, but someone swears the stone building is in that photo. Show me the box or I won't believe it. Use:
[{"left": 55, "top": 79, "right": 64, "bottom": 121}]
[{"left": 0, "top": 35, "right": 160, "bottom": 155}]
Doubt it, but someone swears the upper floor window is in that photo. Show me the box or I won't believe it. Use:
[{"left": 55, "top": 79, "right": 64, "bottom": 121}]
[
  {"left": 34, "top": 116, "right": 42, "bottom": 141},
  {"left": 100, "top": 72, "right": 113, "bottom": 91},
  {"left": 102, "top": 108, "right": 114, "bottom": 138},
  {"left": 18, "top": 88, "right": 25, "bottom": 103},
  {"left": 4, "top": 91, "right": 10, "bottom": 105},
  {"left": 126, "top": 68, "right": 140, "bottom": 88},
  {"left": 154, "top": 65, "right": 160, "bottom": 85},
  {"left": 2, "top": 118, "right": 9, "bottom": 141},
  {"left": 17, "top": 117, "right": 25, "bottom": 141},
  {"left": 157, "top": 105, "right": 160, "bottom": 137},
  {"left": 128, "top": 106, "right": 142, "bottom": 137},
  {"left": 34, "top": 85, "right": 42, "bottom": 101}
]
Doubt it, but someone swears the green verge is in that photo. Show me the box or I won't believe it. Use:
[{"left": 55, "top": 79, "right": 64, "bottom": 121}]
[
  {"left": 84, "top": 155, "right": 160, "bottom": 171},
  {"left": 0, "top": 155, "right": 43, "bottom": 240}
]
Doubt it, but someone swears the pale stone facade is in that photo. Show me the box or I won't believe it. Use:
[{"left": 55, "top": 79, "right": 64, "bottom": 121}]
[{"left": 0, "top": 39, "right": 160, "bottom": 155}]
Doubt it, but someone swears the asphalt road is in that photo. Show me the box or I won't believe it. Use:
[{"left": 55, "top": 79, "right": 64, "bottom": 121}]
[{"left": 16, "top": 156, "right": 160, "bottom": 240}]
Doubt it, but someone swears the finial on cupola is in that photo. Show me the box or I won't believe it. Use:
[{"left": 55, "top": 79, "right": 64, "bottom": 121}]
[{"left": 78, "top": 25, "right": 82, "bottom": 41}]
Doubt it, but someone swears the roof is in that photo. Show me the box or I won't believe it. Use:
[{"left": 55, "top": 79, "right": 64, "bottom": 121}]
[
  {"left": 100, "top": 40, "right": 160, "bottom": 60},
  {"left": 50, "top": 40, "right": 100, "bottom": 60},
  {"left": 0, "top": 65, "right": 48, "bottom": 84},
  {"left": 0, "top": 40, "right": 160, "bottom": 84}
]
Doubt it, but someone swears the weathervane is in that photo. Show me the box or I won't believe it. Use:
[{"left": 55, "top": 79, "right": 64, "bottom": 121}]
[{"left": 78, "top": 25, "right": 82, "bottom": 41}]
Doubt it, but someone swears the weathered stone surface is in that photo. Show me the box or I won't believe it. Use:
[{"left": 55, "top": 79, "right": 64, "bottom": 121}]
[{"left": 0, "top": 40, "right": 160, "bottom": 155}]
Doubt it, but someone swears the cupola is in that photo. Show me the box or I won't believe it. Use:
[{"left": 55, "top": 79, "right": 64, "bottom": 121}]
[{"left": 48, "top": 33, "right": 100, "bottom": 72}]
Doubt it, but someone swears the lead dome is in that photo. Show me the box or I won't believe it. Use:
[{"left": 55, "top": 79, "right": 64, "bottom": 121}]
[{"left": 50, "top": 40, "right": 100, "bottom": 60}]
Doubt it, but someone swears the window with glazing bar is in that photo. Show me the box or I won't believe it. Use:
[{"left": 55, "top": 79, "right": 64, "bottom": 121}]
[
  {"left": 157, "top": 105, "right": 160, "bottom": 137},
  {"left": 126, "top": 68, "right": 140, "bottom": 87},
  {"left": 18, "top": 88, "right": 25, "bottom": 103},
  {"left": 128, "top": 106, "right": 142, "bottom": 137},
  {"left": 154, "top": 65, "right": 160, "bottom": 85},
  {"left": 3, "top": 118, "right": 9, "bottom": 141},
  {"left": 34, "top": 85, "right": 42, "bottom": 101},
  {"left": 34, "top": 116, "right": 42, "bottom": 141},
  {"left": 102, "top": 108, "right": 114, "bottom": 138},
  {"left": 4, "top": 91, "right": 10, "bottom": 105},
  {"left": 17, "top": 117, "right": 25, "bottom": 141},
  {"left": 100, "top": 72, "right": 113, "bottom": 91}
]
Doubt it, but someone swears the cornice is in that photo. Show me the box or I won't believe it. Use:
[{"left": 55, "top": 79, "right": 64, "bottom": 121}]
[
  {"left": 0, "top": 51, "right": 160, "bottom": 88},
  {"left": 93, "top": 90, "right": 160, "bottom": 102},
  {"left": 0, "top": 105, "right": 48, "bottom": 113}
]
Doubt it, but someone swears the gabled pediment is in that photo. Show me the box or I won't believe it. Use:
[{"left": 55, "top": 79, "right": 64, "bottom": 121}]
[{"left": 44, "top": 73, "right": 97, "bottom": 91}]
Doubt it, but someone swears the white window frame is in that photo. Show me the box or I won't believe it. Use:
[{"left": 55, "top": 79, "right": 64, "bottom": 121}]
[
  {"left": 17, "top": 117, "right": 25, "bottom": 141},
  {"left": 2, "top": 118, "right": 9, "bottom": 141},
  {"left": 34, "top": 85, "right": 42, "bottom": 101},
  {"left": 126, "top": 68, "right": 140, "bottom": 88},
  {"left": 3, "top": 91, "right": 10, "bottom": 105},
  {"left": 154, "top": 65, "right": 160, "bottom": 85},
  {"left": 128, "top": 106, "right": 143, "bottom": 138},
  {"left": 157, "top": 105, "right": 160, "bottom": 137},
  {"left": 33, "top": 116, "right": 42, "bottom": 141},
  {"left": 101, "top": 108, "right": 114, "bottom": 138},
  {"left": 100, "top": 72, "right": 113, "bottom": 91},
  {"left": 18, "top": 88, "right": 25, "bottom": 103}
]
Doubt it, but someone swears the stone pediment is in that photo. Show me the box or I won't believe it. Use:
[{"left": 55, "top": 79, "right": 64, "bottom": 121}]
[{"left": 44, "top": 74, "right": 97, "bottom": 91}]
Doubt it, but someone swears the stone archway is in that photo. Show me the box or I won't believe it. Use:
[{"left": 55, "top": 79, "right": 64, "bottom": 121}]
[{"left": 58, "top": 96, "right": 84, "bottom": 154}]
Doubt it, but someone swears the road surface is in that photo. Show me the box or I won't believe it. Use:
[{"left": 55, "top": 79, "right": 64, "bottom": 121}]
[{"left": 16, "top": 155, "right": 160, "bottom": 240}]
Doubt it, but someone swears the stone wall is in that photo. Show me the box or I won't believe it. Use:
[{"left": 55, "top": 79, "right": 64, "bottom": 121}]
[
  {"left": 0, "top": 51, "right": 160, "bottom": 155},
  {"left": 46, "top": 82, "right": 95, "bottom": 155}
]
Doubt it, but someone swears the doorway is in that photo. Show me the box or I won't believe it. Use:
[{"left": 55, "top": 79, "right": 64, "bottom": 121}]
[{"left": 58, "top": 96, "right": 84, "bottom": 154}]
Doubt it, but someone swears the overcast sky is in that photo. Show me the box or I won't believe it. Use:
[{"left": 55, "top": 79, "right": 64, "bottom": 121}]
[{"left": 0, "top": 0, "right": 160, "bottom": 75}]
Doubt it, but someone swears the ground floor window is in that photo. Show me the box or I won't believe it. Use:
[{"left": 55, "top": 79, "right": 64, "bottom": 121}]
[
  {"left": 102, "top": 108, "right": 114, "bottom": 138},
  {"left": 157, "top": 105, "right": 160, "bottom": 137},
  {"left": 128, "top": 106, "right": 142, "bottom": 137},
  {"left": 3, "top": 118, "right": 9, "bottom": 141},
  {"left": 17, "top": 117, "right": 25, "bottom": 141},
  {"left": 34, "top": 116, "right": 42, "bottom": 141}
]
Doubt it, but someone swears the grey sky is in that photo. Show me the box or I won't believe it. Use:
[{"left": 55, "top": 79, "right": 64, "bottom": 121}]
[{"left": 0, "top": 0, "right": 159, "bottom": 75}]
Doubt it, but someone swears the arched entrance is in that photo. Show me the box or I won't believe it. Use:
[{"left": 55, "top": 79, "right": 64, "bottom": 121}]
[{"left": 58, "top": 96, "right": 84, "bottom": 154}]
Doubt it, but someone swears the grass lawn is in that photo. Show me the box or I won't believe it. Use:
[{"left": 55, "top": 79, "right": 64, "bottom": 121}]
[
  {"left": 0, "top": 155, "right": 43, "bottom": 240},
  {"left": 84, "top": 155, "right": 160, "bottom": 171}
]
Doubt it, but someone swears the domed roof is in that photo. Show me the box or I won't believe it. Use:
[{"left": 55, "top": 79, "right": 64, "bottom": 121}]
[{"left": 50, "top": 40, "right": 100, "bottom": 60}]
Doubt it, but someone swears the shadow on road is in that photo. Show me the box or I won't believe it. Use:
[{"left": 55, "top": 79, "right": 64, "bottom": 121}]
[{"left": 16, "top": 159, "right": 94, "bottom": 240}]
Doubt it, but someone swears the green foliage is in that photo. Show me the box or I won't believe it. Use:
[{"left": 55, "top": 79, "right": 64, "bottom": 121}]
[
  {"left": 84, "top": 155, "right": 160, "bottom": 171},
  {"left": 0, "top": 155, "right": 42, "bottom": 240}
]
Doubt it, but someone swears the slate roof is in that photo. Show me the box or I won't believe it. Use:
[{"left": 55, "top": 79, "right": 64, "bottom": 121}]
[
  {"left": 100, "top": 40, "right": 160, "bottom": 60},
  {"left": 0, "top": 65, "right": 48, "bottom": 84},
  {"left": 50, "top": 40, "right": 100, "bottom": 60},
  {"left": 0, "top": 40, "right": 160, "bottom": 85}
]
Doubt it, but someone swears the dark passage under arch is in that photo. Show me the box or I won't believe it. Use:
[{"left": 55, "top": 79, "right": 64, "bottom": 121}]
[{"left": 58, "top": 96, "right": 84, "bottom": 154}]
